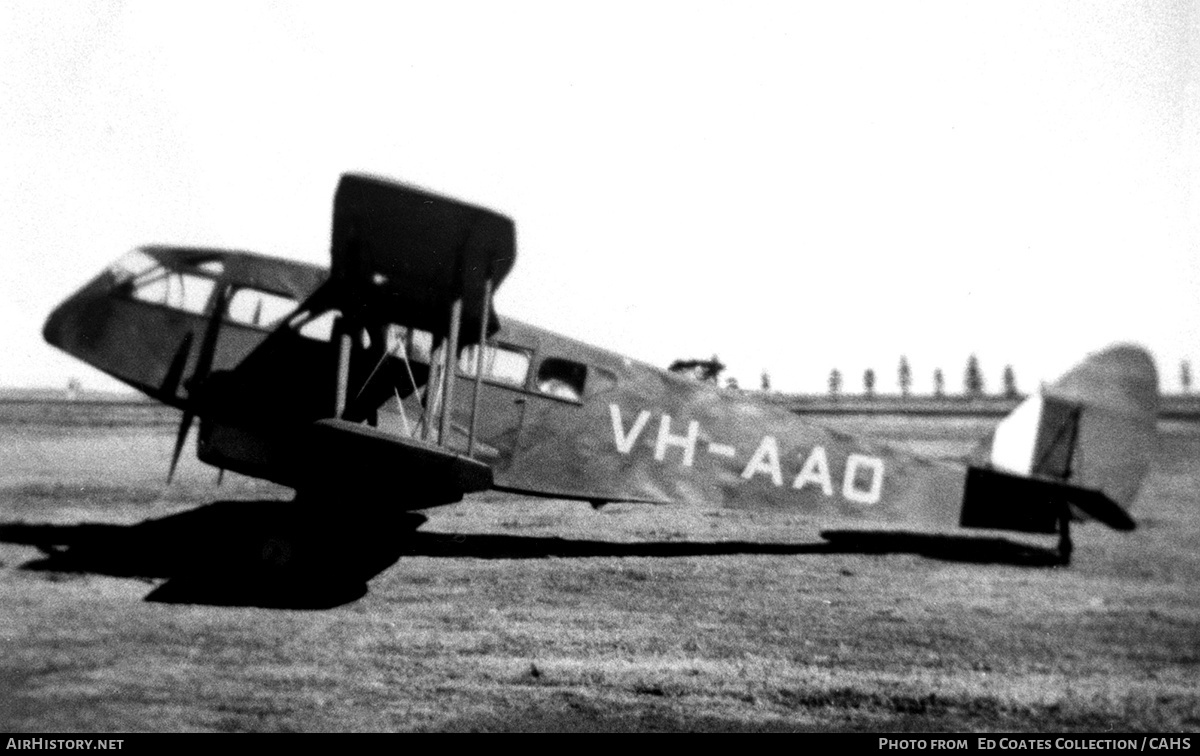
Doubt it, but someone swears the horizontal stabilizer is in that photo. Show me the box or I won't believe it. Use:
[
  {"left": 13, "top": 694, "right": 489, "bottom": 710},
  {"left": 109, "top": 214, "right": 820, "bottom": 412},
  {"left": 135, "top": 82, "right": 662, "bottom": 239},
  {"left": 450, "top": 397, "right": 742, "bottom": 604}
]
[
  {"left": 962, "top": 466, "right": 1135, "bottom": 533},
  {"left": 1063, "top": 483, "right": 1137, "bottom": 531}
]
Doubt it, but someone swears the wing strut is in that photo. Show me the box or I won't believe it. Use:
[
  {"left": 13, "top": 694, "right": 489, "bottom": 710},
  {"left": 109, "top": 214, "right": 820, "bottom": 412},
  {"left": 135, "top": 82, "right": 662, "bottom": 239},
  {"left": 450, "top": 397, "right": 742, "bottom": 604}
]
[
  {"left": 420, "top": 341, "right": 443, "bottom": 442},
  {"left": 438, "top": 296, "right": 463, "bottom": 445},
  {"left": 467, "top": 277, "right": 493, "bottom": 456},
  {"left": 335, "top": 324, "right": 352, "bottom": 419},
  {"left": 323, "top": 283, "right": 492, "bottom": 456},
  {"left": 413, "top": 275, "right": 492, "bottom": 454}
]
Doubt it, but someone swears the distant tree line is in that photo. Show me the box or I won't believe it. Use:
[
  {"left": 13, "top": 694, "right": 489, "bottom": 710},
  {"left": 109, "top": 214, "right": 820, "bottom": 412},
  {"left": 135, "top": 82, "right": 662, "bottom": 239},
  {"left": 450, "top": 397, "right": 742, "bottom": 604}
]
[
  {"left": 824, "top": 355, "right": 1022, "bottom": 399},
  {"left": 673, "top": 355, "right": 1200, "bottom": 397}
]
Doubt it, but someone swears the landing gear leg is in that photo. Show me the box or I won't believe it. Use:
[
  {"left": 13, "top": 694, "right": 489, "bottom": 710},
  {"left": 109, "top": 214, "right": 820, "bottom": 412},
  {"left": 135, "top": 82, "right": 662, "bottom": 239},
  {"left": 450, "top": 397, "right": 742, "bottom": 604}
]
[{"left": 1056, "top": 505, "right": 1073, "bottom": 567}]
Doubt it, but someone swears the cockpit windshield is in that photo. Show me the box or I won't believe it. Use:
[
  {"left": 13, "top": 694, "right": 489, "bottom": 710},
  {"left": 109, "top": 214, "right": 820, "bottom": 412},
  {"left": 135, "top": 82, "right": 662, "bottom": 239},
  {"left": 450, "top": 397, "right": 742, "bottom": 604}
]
[
  {"left": 108, "top": 249, "right": 216, "bottom": 315},
  {"left": 107, "top": 249, "right": 159, "bottom": 286}
]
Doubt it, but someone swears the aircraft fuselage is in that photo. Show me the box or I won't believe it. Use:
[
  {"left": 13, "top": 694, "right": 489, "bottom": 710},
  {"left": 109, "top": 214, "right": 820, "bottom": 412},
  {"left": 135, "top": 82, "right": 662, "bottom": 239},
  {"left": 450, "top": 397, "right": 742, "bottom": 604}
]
[{"left": 45, "top": 246, "right": 974, "bottom": 530}]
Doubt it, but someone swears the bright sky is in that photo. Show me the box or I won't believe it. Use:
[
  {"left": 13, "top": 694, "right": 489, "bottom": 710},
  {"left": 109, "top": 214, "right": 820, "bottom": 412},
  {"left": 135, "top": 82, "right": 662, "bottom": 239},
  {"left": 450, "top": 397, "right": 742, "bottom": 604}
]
[{"left": 3, "top": 1, "right": 1197, "bottom": 394}]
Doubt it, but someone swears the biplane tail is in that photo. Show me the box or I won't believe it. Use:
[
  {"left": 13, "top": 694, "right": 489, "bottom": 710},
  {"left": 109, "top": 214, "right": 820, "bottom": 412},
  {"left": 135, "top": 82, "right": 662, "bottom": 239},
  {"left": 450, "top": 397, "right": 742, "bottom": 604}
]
[{"left": 963, "top": 344, "right": 1158, "bottom": 536}]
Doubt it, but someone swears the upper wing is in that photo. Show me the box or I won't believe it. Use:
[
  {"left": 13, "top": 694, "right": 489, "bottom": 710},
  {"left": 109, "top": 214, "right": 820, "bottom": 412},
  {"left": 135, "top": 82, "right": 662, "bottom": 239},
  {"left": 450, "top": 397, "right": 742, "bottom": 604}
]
[{"left": 330, "top": 173, "right": 516, "bottom": 339}]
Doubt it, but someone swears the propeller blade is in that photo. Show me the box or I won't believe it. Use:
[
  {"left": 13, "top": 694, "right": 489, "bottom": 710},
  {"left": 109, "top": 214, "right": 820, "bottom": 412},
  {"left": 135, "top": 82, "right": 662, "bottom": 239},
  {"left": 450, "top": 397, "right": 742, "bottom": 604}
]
[
  {"left": 167, "top": 284, "right": 230, "bottom": 484},
  {"left": 191, "top": 284, "right": 230, "bottom": 386},
  {"left": 160, "top": 332, "right": 194, "bottom": 400},
  {"left": 167, "top": 408, "right": 194, "bottom": 484}
]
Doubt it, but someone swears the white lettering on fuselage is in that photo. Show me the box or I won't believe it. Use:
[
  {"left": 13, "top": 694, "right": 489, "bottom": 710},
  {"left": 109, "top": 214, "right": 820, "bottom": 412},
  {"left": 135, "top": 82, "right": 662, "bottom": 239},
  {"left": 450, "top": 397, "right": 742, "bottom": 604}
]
[
  {"left": 655, "top": 414, "right": 700, "bottom": 467},
  {"left": 843, "top": 454, "right": 884, "bottom": 504},
  {"left": 609, "top": 404, "right": 651, "bottom": 454},
  {"left": 607, "top": 403, "right": 884, "bottom": 506},
  {"left": 741, "top": 436, "right": 783, "bottom": 486},
  {"left": 707, "top": 443, "right": 737, "bottom": 457},
  {"left": 793, "top": 445, "right": 833, "bottom": 495}
]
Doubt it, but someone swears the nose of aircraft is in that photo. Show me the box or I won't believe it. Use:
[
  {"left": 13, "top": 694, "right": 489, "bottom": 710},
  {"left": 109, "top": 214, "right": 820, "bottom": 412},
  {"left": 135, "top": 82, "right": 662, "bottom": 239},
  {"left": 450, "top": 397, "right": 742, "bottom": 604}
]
[
  {"left": 42, "top": 271, "right": 114, "bottom": 355},
  {"left": 41, "top": 255, "right": 217, "bottom": 406},
  {"left": 42, "top": 298, "right": 69, "bottom": 348}
]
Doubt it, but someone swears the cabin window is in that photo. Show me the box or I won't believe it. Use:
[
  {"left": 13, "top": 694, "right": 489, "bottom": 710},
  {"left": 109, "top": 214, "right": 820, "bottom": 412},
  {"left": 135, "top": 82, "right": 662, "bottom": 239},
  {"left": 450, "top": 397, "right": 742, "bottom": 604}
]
[
  {"left": 458, "top": 343, "right": 531, "bottom": 388},
  {"left": 536, "top": 357, "right": 587, "bottom": 402},
  {"left": 385, "top": 325, "right": 435, "bottom": 365},
  {"left": 108, "top": 249, "right": 159, "bottom": 285},
  {"left": 196, "top": 260, "right": 225, "bottom": 276},
  {"left": 291, "top": 309, "right": 341, "bottom": 342},
  {"left": 225, "top": 288, "right": 298, "bottom": 330},
  {"left": 128, "top": 269, "right": 216, "bottom": 315}
]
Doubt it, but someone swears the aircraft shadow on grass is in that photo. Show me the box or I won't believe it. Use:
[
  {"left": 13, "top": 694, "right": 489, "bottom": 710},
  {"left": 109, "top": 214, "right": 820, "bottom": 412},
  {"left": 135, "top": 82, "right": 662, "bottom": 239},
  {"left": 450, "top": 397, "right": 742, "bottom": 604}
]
[{"left": 0, "top": 500, "right": 1064, "bottom": 609}]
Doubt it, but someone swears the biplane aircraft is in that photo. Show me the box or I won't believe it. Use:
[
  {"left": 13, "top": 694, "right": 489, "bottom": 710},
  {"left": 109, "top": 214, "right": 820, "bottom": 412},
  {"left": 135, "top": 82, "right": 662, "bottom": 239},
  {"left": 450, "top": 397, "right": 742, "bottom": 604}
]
[{"left": 43, "top": 173, "right": 1159, "bottom": 566}]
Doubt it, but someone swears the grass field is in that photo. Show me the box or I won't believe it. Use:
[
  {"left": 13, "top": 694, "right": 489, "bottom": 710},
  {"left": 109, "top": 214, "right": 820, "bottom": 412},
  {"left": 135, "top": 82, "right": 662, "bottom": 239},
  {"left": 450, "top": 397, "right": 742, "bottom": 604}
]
[{"left": 1, "top": 412, "right": 1197, "bottom": 732}]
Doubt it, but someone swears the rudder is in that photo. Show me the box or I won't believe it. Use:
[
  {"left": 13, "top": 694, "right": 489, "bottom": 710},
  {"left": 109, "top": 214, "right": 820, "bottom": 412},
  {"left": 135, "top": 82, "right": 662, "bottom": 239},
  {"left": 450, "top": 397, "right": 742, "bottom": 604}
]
[{"left": 983, "top": 344, "right": 1158, "bottom": 527}]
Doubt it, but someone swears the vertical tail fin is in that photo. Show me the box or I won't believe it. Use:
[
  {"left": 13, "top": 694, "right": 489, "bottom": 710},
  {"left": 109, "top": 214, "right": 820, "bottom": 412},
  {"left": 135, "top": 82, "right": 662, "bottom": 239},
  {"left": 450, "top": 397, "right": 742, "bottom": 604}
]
[{"left": 984, "top": 344, "right": 1158, "bottom": 527}]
